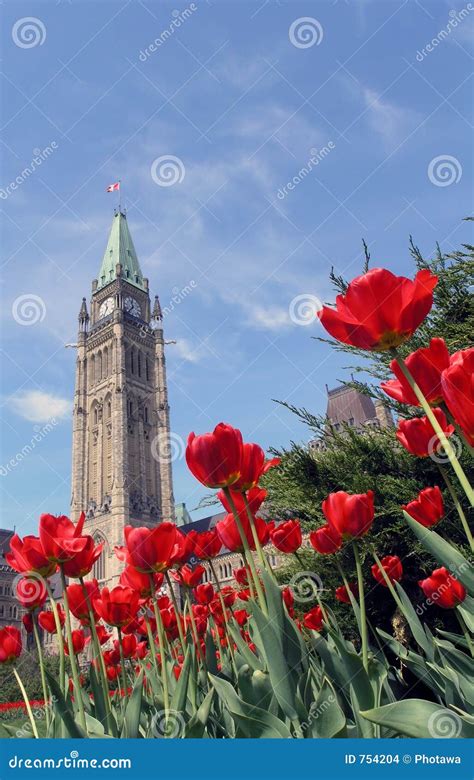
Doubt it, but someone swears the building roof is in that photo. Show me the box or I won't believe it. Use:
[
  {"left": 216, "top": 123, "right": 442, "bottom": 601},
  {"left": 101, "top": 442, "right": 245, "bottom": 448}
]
[
  {"left": 179, "top": 511, "right": 226, "bottom": 535},
  {"left": 96, "top": 211, "right": 145, "bottom": 292},
  {"left": 326, "top": 385, "right": 376, "bottom": 428}
]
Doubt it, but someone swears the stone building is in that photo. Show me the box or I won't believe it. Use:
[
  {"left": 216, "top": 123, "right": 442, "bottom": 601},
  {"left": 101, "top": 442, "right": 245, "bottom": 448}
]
[
  {"left": 71, "top": 210, "right": 175, "bottom": 588},
  {"left": 309, "top": 384, "right": 393, "bottom": 452},
  {"left": 0, "top": 529, "right": 23, "bottom": 630}
]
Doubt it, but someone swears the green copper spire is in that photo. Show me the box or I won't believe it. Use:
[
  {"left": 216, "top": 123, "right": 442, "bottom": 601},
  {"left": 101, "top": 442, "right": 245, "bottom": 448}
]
[{"left": 97, "top": 211, "right": 145, "bottom": 291}]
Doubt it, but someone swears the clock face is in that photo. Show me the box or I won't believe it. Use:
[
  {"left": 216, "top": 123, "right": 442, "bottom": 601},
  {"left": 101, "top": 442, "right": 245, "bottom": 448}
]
[
  {"left": 99, "top": 297, "right": 114, "bottom": 318},
  {"left": 124, "top": 296, "right": 141, "bottom": 318}
]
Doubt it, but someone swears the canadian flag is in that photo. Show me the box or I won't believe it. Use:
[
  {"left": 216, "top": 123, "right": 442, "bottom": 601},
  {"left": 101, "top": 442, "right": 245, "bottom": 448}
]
[{"left": 106, "top": 182, "right": 120, "bottom": 192}]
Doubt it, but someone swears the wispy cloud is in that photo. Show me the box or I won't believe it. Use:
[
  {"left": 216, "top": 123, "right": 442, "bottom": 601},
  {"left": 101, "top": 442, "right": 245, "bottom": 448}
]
[{"left": 8, "top": 390, "right": 71, "bottom": 423}]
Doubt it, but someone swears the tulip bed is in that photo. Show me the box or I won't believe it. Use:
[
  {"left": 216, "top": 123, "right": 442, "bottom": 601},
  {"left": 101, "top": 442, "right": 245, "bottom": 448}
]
[{"left": 1, "top": 266, "right": 473, "bottom": 739}]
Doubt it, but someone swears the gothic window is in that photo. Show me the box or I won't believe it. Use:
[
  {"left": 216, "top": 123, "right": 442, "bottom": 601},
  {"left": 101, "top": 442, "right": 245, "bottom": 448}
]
[
  {"left": 97, "top": 351, "right": 102, "bottom": 382},
  {"left": 103, "top": 347, "right": 108, "bottom": 376},
  {"left": 0, "top": 605, "right": 3, "bottom": 617},
  {"left": 137, "top": 351, "right": 141, "bottom": 377},
  {"left": 144, "top": 406, "right": 148, "bottom": 423},
  {"left": 94, "top": 407, "right": 99, "bottom": 426},
  {"left": 130, "top": 348, "right": 135, "bottom": 375},
  {"left": 145, "top": 357, "right": 150, "bottom": 382},
  {"left": 91, "top": 355, "right": 95, "bottom": 385},
  {"left": 106, "top": 400, "right": 112, "bottom": 419}
]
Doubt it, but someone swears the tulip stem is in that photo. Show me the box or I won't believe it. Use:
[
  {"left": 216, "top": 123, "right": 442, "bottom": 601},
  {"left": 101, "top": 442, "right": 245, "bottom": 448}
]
[
  {"left": 59, "top": 568, "right": 87, "bottom": 733},
  {"left": 164, "top": 572, "right": 186, "bottom": 651},
  {"left": 185, "top": 590, "right": 204, "bottom": 663},
  {"left": 117, "top": 629, "right": 129, "bottom": 702},
  {"left": 13, "top": 667, "right": 39, "bottom": 739},
  {"left": 149, "top": 578, "right": 170, "bottom": 727},
  {"left": 392, "top": 351, "right": 474, "bottom": 507},
  {"left": 44, "top": 579, "right": 65, "bottom": 696},
  {"left": 438, "top": 466, "right": 474, "bottom": 551},
  {"left": 223, "top": 488, "right": 267, "bottom": 615},
  {"left": 79, "top": 577, "right": 114, "bottom": 733},
  {"left": 144, "top": 613, "right": 161, "bottom": 682},
  {"left": 32, "top": 613, "right": 50, "bottom": 731},
  {"left": 352, "top": 542, "right": 369, "bottom": 672},
  {"left": 242, "top": 494, "right": 271, "bottom": 575}
]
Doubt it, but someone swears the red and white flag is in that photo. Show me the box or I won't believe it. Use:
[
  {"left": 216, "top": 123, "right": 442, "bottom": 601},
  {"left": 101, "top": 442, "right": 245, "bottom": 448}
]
[{"left": 106, "top": 182, "right": 120, "bottom": 192}]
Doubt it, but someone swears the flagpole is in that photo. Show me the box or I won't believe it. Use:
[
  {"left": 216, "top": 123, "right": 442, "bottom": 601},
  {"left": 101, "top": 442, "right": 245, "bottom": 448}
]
[{"left": 118, "top": 179, "right": 122, "bottom": 213}]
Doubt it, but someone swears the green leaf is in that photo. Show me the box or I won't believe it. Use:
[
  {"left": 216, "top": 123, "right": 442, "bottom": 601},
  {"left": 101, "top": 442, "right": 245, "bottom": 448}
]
[
  {"left": 121, "top": 669, "right": 144, "bottom": 738},
  {"left": 361, "top": 699, "right": 474, "bottom": 738},
  {"left": 404, "top": 512, "right": 474, "bottom": 595},
  {"left": 311, "top": 679, "right": 346, "bottom": 738},
  {"left": 45, "top": 670, "right": 85, "bottom": 738},
  {"left": 170, "top": 650, "right": 191, "bottom": 715},
  {"left": 395, "top": 581, "right": 433, "bottom": 658},
  {"left": 328, "top": 629, "right": 375, "bottom": 737},
  {"left": 209, "top": 673, "right": 292, "bottom": 738},
  {"left": 184, "top": 688, "right": 214, "bottom": 738}
]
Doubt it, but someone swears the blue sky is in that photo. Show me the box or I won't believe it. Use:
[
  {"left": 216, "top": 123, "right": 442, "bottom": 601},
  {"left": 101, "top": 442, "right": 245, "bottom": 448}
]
[{"left": 1, "top": 0, "right": 472, "bottom": 535}]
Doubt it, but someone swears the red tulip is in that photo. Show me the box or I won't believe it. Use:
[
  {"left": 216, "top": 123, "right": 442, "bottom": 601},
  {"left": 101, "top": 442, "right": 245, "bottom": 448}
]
[
  {"left": 64, "top": 629, "right": 85, "bottom": 656},
  {"left": 15, "top": 575, "right": 47, "bottom": 611},
  {"left": 106, "top": 665, "right": 119, "bottom": 681},
  {"left": 22, "top": 614, "right": 34, "bottom": 634},
  {"left": 441, "top": 347, "right": 474, "bottom": 446},
  {"left": 62, "top": 536, "right": 103, "bottom": 578},
  {"left": 403, "top": 486, "right": 444, "bottom": 528},
  {"left": 186, "top": 423, "right": 243, "bottom": 488},
  {"left": 6, "top": 534, "right": 57, "bottom": 578},
  {"left": 231, "top": 442, "right": 280, "bottom": 491},
  {"left": 194, "top": 583, "right": 215, "bottom": 605},
  {"left": 39, "top": 512, "right": 88, "bottom": 564},
  {"left": 115, "top": 634, "right": 137, "bottom": 659},
  {"left": 94, "top": 586, "right": 139, "bottom": 627},
  {"left": 396, "top": 408, "right": 454, "bottom": 457},
  {"left": 38, "top": 605, "right": 65, "bottom": 634},
  {"left": 66, "top": 580, "right": 100, "bottom": 623},
  {"left": 282, "top": 586, "right": 294, "bottom": 615},
  {"left": 371, "top": 555, "right": 403, "bottom": 587},
  {"left": 335, "top": 582, "right": 358, "bottom": 603},
  {"left": 95, "top": 624, "right": 111, "bottom": 645},
  {"left": 303, "top": 606, "right": 324, "bottom": 632},
  {"left": 120, "top": 566, "right": 163, "bottom": 598},
  {"left": 233, "top": 566, "right": 249, "bottom": 585},
  {"left": 270, "top": 519, "right": 302, "bottom": 553},
  {"left": 322, "top": 490, "right": 374, "bottom": 540},
  {"left": 169, "top": 529, "right": 195, "bottom": 566},
  {"left": 218, "top": 486, "right": 267, "bottom": 519},
  {"left": 189, "top": 529, "right": 222, "bottom": 560},
  {"left": 318, "top": 268, "right": 437, "bottom": 351},
  {"left": 120, "top": 523, "right": 179, "bottom": 574},
  {"left": 309, "top": 524, "right": 342, "bottom": 554},
  {"left": 381, "top": 338, "right": 450, "bottom": 406},
  {"left": 170, "top": 564, "right": 205, "bottom": 588},
  {"left": 419, "top": 567, "right": 466, "bottom": 609},
  {"left": 216, "top": 513, "right": 268, "bottom": 552},
  {"left": 135, "top": 640, "right": 148, "bottom": 659},
  {"left": 0, "top": 626, "right": 22, "bottom": 663},
  {"left": 234, "top": 609, "right": 249, "bottom": 626}
]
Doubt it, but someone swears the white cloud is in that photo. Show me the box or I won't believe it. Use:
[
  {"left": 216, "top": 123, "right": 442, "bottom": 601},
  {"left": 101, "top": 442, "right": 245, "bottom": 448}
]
[
  {"left": 8, "top": 390, "right": 71, "bottom": 423},
  {"left": 362, "top": 87, "right": 419, "bottom": 145}
]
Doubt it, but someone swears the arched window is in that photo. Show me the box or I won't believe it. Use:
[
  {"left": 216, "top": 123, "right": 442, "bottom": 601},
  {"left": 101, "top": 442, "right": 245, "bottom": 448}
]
[
  {"left": 97, "top": 351, "right": 102, "bottom": 382},
  {"left": 130, "top": 348, "right": 135, "bottom": 374},
  {"left": 137, "top": 351, "right": 142, "bottom": 377},
  {"left": 91, "top": 355, "right": 95, "bottom": 385},
  {"left": 145, "top": 357, "right": 150, "bottom": 382},
  {"left": 103, "top": 347, "right": 108, "bottom": 376}
]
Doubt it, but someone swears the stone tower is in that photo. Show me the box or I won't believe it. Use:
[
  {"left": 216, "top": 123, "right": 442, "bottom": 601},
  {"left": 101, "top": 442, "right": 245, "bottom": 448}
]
[{"left": 71, "top": 210, "right": 175, "bottom": 586}]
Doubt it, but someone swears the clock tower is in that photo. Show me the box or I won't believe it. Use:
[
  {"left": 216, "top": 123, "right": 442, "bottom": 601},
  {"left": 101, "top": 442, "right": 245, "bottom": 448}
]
[{"left": 71, "top": 210, "right": 175, "bottom": 586}]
